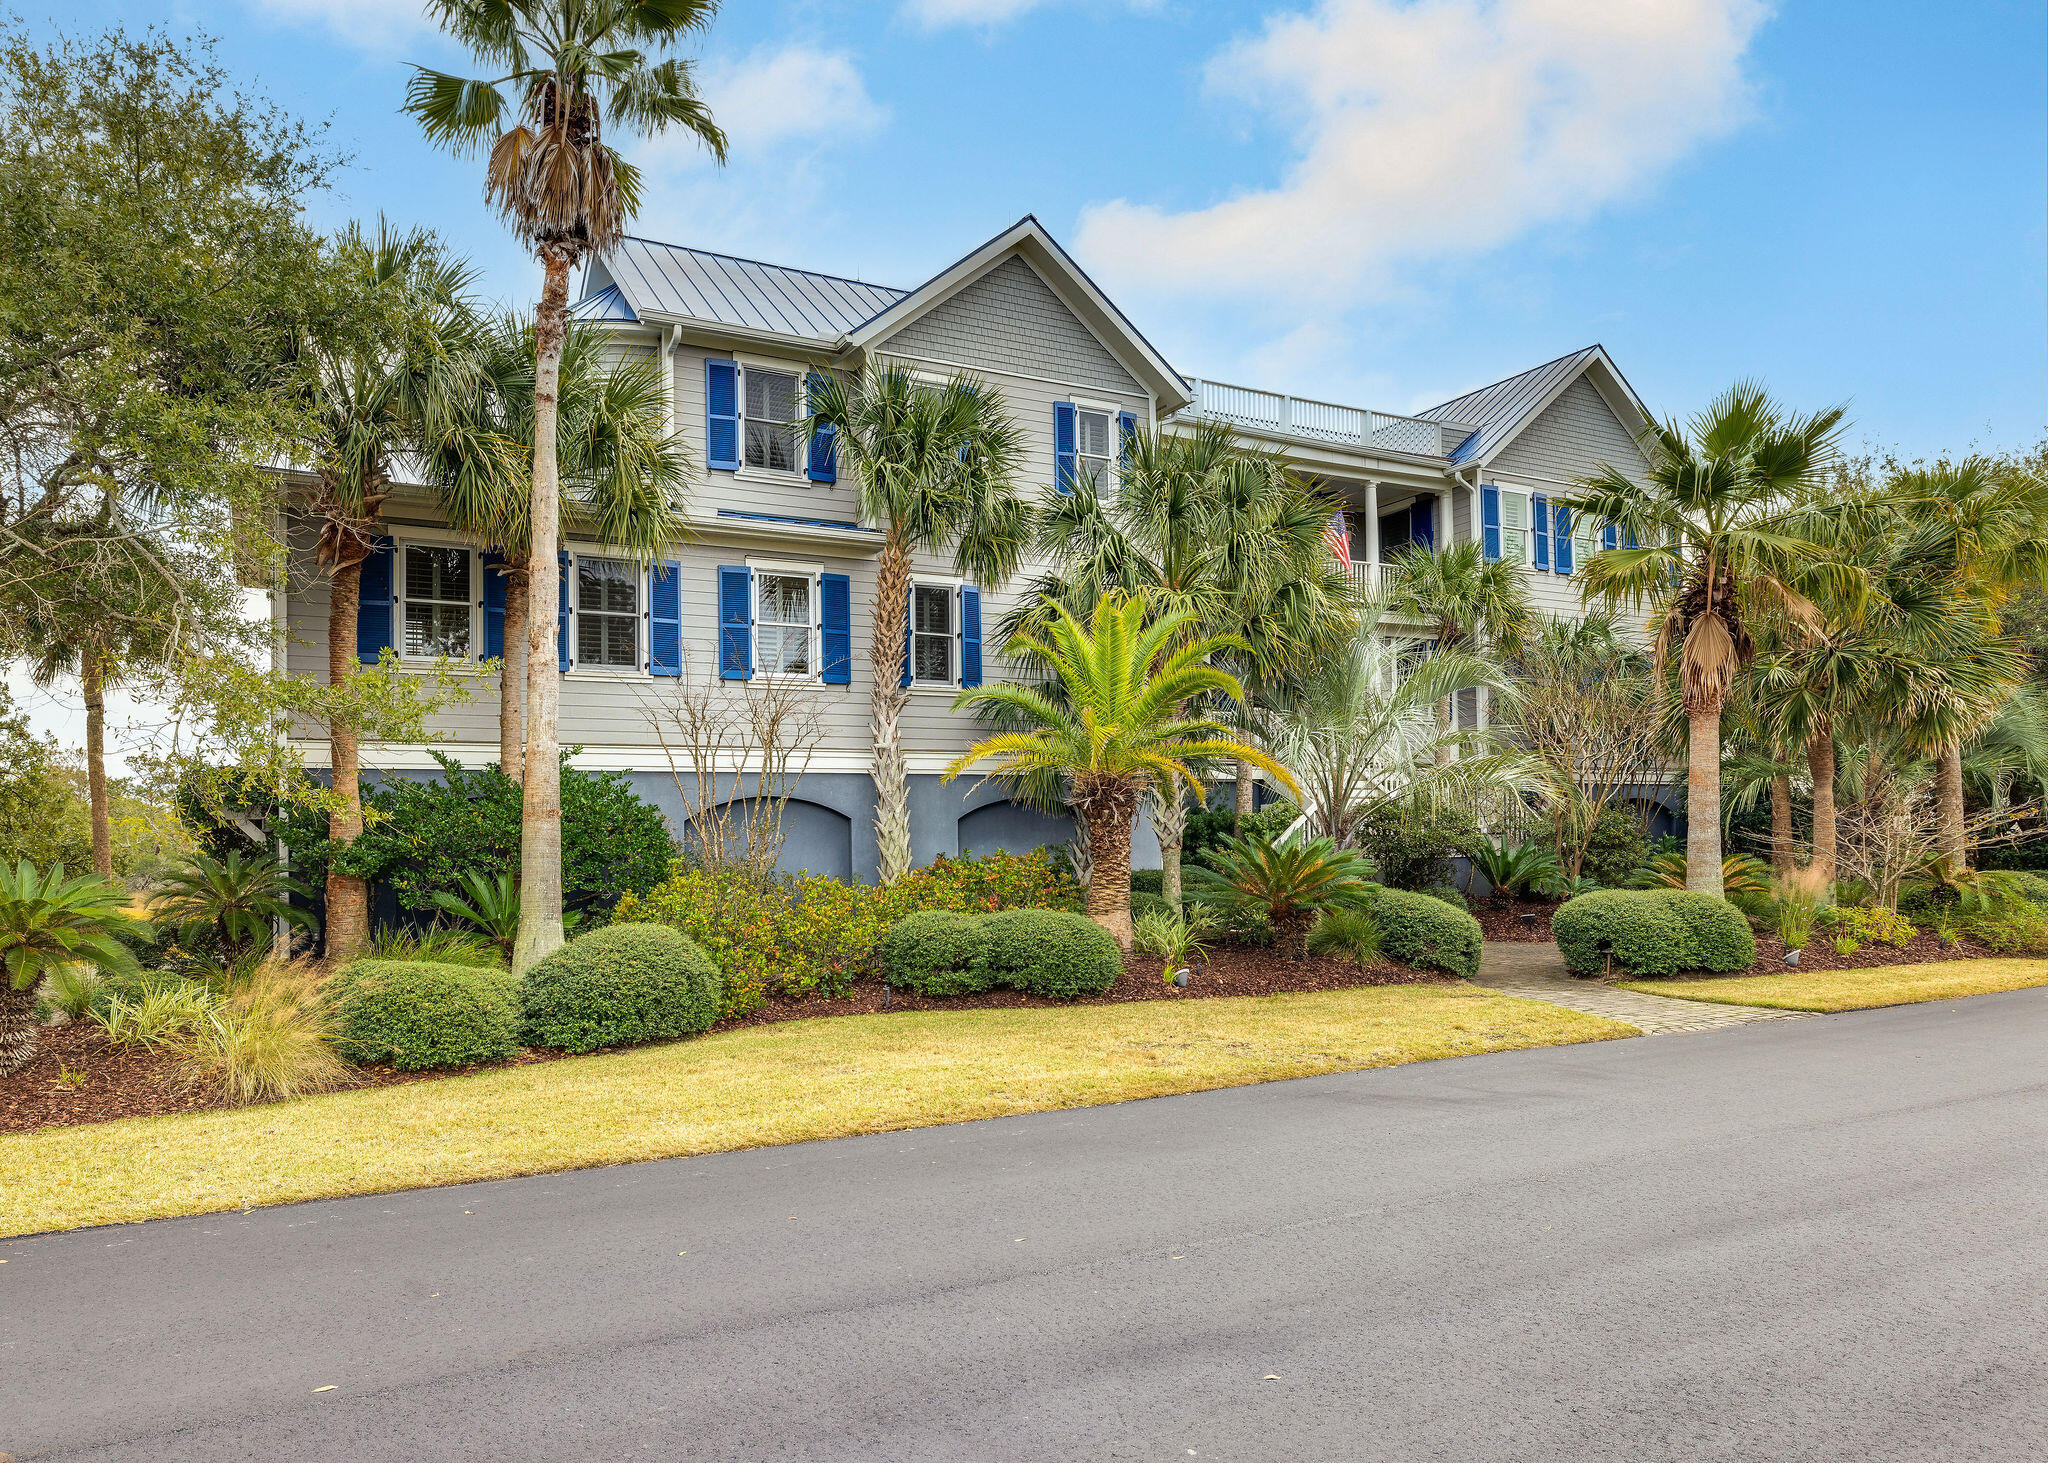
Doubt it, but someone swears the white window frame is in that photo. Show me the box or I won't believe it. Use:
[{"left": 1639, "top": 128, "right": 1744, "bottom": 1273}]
[
  {"left": 909, "top": 575, "right": 965, "bottom": 690},
  {"left": 1493, "top": 483, "right": 1533, "bottom": 567},
  {"left": 569, "top": 551, "right": 643, "bottom": 675},
  {"left": 395, "top": 537, "right": 478, "bottom": 663},
  {"left": 735, "top": 354, "right": 809, "bottom": 482},
  {"left": 746, "top": 556, "right": 824, "bottom": 682},
  {"left": 1069, "top": 396, "right": 1120, "bottom": 495}
]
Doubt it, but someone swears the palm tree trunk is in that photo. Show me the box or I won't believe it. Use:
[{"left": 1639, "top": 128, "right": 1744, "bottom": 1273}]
[
  {"left": 1086, "top": 802, "right": 1135, "bottom": 951},
  {"left": 513, "top": 247, "right": 571, "bottom": 976},
  {"left": 1769, "top": 774, "right": 1794, "bottom": 876},
  {"left": 870, "top": 533, "right": 915, "bottom": 881},
  {"left": 1685, "top": 702, "right": 1724, "bottom": 897},
  {"left": 1936, "top": 745, "right": 1968, "bottom": 874},
  {"left": 324, "top": 556, "right": 370, "bottom": 961},
  {"left": 498, "top": 561, "right": 529, "bottom": 783},
  {"left": 81, "top": 643, "right": 112, "bottom": 878},
  {"left": 1233, "top": 759, "right": 1255, "bottom": 819},
  {"left": 1145, "top": 782, "right": 1187, "bottom": 911},
  {"left": 1808, "top": 719, "right": 1836, "bottom": 886},
  {"left": 0, "top": 978, "right": 36, "bottom": 1075}
]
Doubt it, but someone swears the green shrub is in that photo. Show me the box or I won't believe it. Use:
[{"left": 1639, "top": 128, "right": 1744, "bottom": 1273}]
[
  {"left": 1129, "top": 869, "right": 1165, "bottom": 896},
  {"left": 1132, "top": 907, "right": 1214, "bottom": 980},
  {"left": 880, "top": 910, "right": 994, "bottom": 996},
  {"left": 329, "top": 959, "right": 520, "bottom": 1070},
  {"left": 974, "top": 909, "right": 1123, "bottom": 999},
  {"left": 1307, "top": 908, "right": 1382, "bottom": 967},
  {"left": 1821, "top": 904, "right": 1916, "bottom": 949},
  {"left": 1356, "top": 799, "right": 1479, "bottom": 891},
  {"left": 1184, "top": 800, "right": 1302, "bottom": 868},
  {"left": 362, "top": 926, "right": 504, "bottom": 969},
  {"left": 1553, "top": 890, "right": 1755, "bottom": 976},
  {"left": 1419, "top": 883, "right": 1469, "bottom": 912},
  {"left": 2005, "top": 872, "right": 2048, "bottom": 908},
  {"left": 1581, "top": 807, "right": 1648, "bottom": 888},
  {"left": 1966, "top": 900, "right": 2048, "bottom": 955},
  {"left": 1362, "top": 884, "right": 1481, "bottom": 979},
  {"left": 1466, "top": 838, "right": 1561, "bottom": 902},
  {"left": 519, "top": 923, "right": 722, "bottom": 1054},
  {"left": 1185, "top": 833, "right": 1373, "bottom": 958},
  {"left": 1130, "top": 890, "right": 1173, "bottom": 924}
]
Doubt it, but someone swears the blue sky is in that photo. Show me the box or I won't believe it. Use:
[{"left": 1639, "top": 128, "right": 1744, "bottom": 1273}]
[{"left": 47, "top": 0, "right": 2046, "bottom": 461}]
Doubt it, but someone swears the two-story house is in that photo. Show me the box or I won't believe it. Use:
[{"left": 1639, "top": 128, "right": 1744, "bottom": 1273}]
[{"left": 283, "top": 216, "right": 1663, "bottom": 885}]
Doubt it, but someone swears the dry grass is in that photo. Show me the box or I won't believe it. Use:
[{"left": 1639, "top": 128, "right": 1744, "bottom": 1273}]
[
  {"left": 1, "top": 984, "right": 1630, "bottom": 1236},
  {"left": 1621, "top": 958, "right": 2048, "bottom": 1013}
]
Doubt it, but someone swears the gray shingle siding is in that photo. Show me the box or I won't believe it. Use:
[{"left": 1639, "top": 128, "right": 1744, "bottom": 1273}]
[
  {"left": 878, "top": 256, "right": 1142, "bottom": 399},
  {"left": 1489, "top": 377, "right": 1650, "bottom": 486}
]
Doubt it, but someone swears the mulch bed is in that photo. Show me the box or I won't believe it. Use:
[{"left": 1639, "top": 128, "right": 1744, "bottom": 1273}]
[
  {"left": 3, "top": 944, "right": 1449, "bottom": 1137},
  {"left": 1738, "top": 929, "right": 1997, "bottom": 975},
  {"left": 1471, "top": 899, "right": 1560, "bottom": 942}
]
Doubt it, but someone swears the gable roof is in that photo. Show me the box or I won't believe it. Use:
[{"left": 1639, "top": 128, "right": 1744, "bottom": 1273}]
[
  {"left": 575, "top": 216, "right": 1192, "bottom": 412},
  {"left": 1424, "top": 345, "right": 1650, "bottom": 468},
  {"left": 586, "top": 239, "right": 906, "bottom": 342}
]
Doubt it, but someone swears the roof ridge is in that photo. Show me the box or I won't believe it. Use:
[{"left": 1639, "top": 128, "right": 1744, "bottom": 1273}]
[
  {"left": 615, "top": 235, "right": 908, "bottom": 296},
  {"left": 1426, "top": 344, "right": 1600, "bottom": 417}
]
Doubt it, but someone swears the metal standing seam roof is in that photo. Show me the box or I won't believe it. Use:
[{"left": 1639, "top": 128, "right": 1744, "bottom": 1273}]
[
  {"left": 592, "top": 236, "right": 907, "bottom": 341},
  {"left": 1423, "top": 346, "right": 1603, "bottom": 467},
  {"left": 569, "top": 283, "right": 639, "bottom": 323}
]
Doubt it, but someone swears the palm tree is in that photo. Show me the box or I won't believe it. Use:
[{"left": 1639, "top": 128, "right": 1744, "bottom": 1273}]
[
  {"left": 946, "top": 594, "right": 1292, "bottom": 948},
  {"left": 422, "top": 312, "right": 688, "bottom": 778},
  {"left": 303, "top": 221, "right": 483, "bottom": 960},
  {"left": 805, "top": 366, "right": 1028, "bottom": 881},
  {"left": 408, "top": 0, "right": 727, "bottom": 974},
  {"left": 2, "top": 861, "right": 140, "bottom": 1074},
  {"left": 1382, "top": 539, "right": 1533, "bottom": 761},
  {"left": 150, "top": 849, "right": 315, "bottom": 963},
  {"left": 1567, "top": 381, "right": 1847, "bottom": 897}
]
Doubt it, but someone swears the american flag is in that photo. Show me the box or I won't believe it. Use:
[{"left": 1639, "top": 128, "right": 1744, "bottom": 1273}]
[{"left": 1324, "top": 512, "right": 1352, "bottom": 571}]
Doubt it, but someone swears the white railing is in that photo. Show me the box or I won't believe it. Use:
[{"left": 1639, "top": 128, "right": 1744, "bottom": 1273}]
[
  {"left": 1350, "top": 559, "right": 1386, "bottom": 598},
  {"left": 1180, "top": 378, "right": 1479, "bottom": 459}
]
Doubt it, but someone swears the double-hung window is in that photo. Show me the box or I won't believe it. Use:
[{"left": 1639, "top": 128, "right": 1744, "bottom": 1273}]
[
  {"left": 756, "top": 571, "right": 815, "bottom": 676},
  {"left": 742, "top": 364, "right": 802, "bottom": 474},
  {"left": 912, "top": 584, "right": 955, "bottom": 685},
  {"left": 1072, "top": 405, "right": 1114, "bottom": 491},
  {"left": 402, "top": 544, "right": 473, "bottom": 659},
  {"left": 576, "top": 556, "right": 639, "bottom": 669}
]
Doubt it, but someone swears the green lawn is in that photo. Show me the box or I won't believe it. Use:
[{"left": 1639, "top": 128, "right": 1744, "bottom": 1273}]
[
  {"left": 1, "top": 985, "right": 1631, "bottom": 1236},
  {"left": 1621, "top": 958, "right": 2048, "bottom": 1013}
]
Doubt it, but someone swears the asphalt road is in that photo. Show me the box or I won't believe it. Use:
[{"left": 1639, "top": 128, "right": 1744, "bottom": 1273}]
[{"left": 8, "top": 989, "right": 2048, "bottom": 1462}]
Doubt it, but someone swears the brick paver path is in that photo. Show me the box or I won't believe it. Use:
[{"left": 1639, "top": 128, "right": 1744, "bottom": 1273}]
[{"left": 1477, "top": 940, "right": 1810, "bottom": 1035}]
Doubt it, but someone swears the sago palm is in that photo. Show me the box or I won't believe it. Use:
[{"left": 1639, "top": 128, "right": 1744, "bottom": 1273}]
[
  {"left": 1, "top": 860, "right": 140, "bottom": 1074},
  {"left": 806, "top": 365, "right": 1028, "bottom": 881},
  {"left": 1567, "top": 381, "right": 1847, "bottom": 896},
  {"left": 946, "top": 594, "right": 1294, "bottom": 949},
  {"left": 422, "top": 311, "right": 688, "bottom": 778},
  {"left": 150, "top": 849, "right": 315, "bottom": 963},
  {"left": 1185, "top": 834, "right": 1373, "bottom": 959},
  {"left": 408, "top": 0, "right": 726, "bottom": 974}
]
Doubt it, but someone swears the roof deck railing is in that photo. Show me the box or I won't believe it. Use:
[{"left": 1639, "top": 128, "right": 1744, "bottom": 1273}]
[{"left": 1178, "top": 378, "right": 1478, "bottom": 459}]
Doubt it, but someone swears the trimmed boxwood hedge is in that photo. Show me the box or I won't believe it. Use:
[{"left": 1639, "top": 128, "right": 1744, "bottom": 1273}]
[
  {"left": 519, "top": 922, "right": 723, "bottom": 1053},
  {"left": 974, "top": 908, "right": 1123, "bottom": 999},
  {"left": 1553, "top": 890, "right": 1755, "bottom": 976},
  {"left": 881, "top": 910, "right": 995, "bottom": 996},
  {"left": 1129, "top": 869, "right": 1165, "bottom": 896},
  {"left": 1362, "top": 884, "right": 1482, "bottom": 979},
  {"left": 330, "top": 959, "right": 520, "bottom": 1071}
]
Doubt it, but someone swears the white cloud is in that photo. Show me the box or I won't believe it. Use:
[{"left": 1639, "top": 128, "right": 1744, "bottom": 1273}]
[
  {"left": 697, "top": 46, "right": 887, "bottom": 155},
  {"left": 1076, "top": 0, "right": 1769, "bottom": 307},
  {"left": 905, "top": 0, "right": 1157, "bottom": 29},
  {"left": 244, "top": 0, "right": 434, "bottom": 49}
]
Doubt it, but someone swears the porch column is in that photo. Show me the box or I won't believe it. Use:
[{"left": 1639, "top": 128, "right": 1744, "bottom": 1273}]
[
  {"left": 1438, "top": 484, "right": 1455, "bottom": 549},
  {"left": 1361, "top": 480, "right": 1381, "bottom": 578}
]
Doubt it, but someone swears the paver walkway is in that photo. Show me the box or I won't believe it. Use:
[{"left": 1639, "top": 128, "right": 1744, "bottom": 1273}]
[{"left": 1478, "top": 940, "right": 1809, "bottom": 1034}]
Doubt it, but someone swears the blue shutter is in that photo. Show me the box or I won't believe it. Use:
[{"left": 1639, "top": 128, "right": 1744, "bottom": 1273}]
[
  {"left": 355, "top": 537, "right": 395, "bottom": 664},
  {"left": 806, "top": 372, "right": 837, "bottom": 483},
  {"left": 648, "top": 560, "right": 681, "bottom": 676},
  {"left": 959, "top": 586, "right": 982, "bottom": 689},
  {"left": 481, "top": 550, "right": 507, "bottom": 662},
  {"left": 1411, "top": 497, "right": 1434, "bottom": 549},
  {"left": 901, "top": 588, "right": 913, "bottom": 688},
  {"left": 1480, "top": 485, "right": 1501, "bottom": 562},
  {"left": 1603, "top": 523, "right": 1618, "bottom": 551},
  {"left": 1053, "top": 401, "right": 1077, "bottom": 495},
  {"left": 706, "top": 359, "right": 739, "bottom": 471},
  {"left": 556, "top": 551, "right": 572, "bottom": 670},
  {"left": 1553, "top": 504, "right": 1574, "bottom": 575},
  {"left": 1532, "top": 494, "right": 1550, "bottom": 570},
  {"left": 1623, "top": 525, "right": 1640, "bottom": 550},
  {"left": 1117, "top": 411, "right": 1137, "bottom": 470},
  {"left": 821, "top": 572, "right": 852, "bottom": 685},
  {"left": 717, "top": 565, "right": 752, "bottom": 680}
]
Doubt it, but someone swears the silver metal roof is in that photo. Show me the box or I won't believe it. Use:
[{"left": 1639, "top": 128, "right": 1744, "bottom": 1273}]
[
  {"left": 569, "top": 283, "right": 638, "bottom": 323},
  {"left": 1424, "top": 346, "right": 1602, "bottom": 467},
  {"left": 590, "top": 237, "right": 906, "bottom": 341}
]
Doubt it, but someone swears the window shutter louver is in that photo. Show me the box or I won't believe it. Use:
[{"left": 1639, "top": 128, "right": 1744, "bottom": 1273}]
[
  {"left": 649, "top": 560, "right": 682, "bottom": 676},
  {"left": 1603, "top": 523, "right": 1618, "bottom": 551},
  {"left": 959, "top": 586, "right": 982, "bottom": 689},
  {"left": 706, "top": 359, "right": 740, "bottom": 471},
  {"left": 1553, "top": 504, "right": 1574, "bottom": 575},
  {"left": 356, "top": 536, "right": 395, "bottom": 664},
  {"left": 806, "top": 372, "right": 837, "bottom": 482},
  {"left": 821, "top": 573, "right": 852, "bottom": 685},
  {"left": 1480, "top": 485, "right": 1501, "bottom": 561},
  {"left": 1532, "top": 494, "right": 1550, "bottom": 570},
  {"left": 900, "top": 588, "right": 913, "bottom": 688},
  {"left": 1117, "top": 411, "right": 1137, "bottom": 471},
  {"left": 481, "top": 550, "right": 508, "bottom": 663},
  {"left": 718, "top": 565, "right": 752, "bottom": 680},
  {"left": 556, "top": 551, "right": 572, "bottom": 670},
  {"left": 1053, "top": 401, "right": 1077, "bottom": 495}
]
